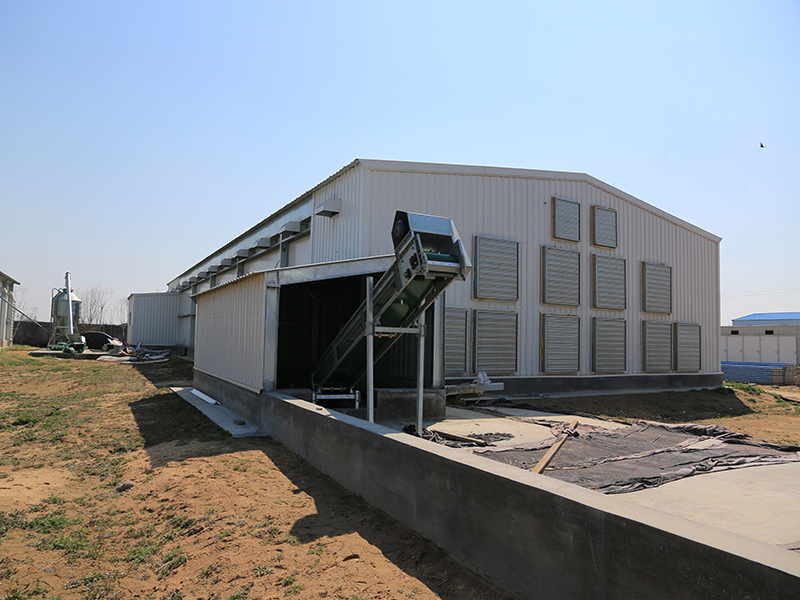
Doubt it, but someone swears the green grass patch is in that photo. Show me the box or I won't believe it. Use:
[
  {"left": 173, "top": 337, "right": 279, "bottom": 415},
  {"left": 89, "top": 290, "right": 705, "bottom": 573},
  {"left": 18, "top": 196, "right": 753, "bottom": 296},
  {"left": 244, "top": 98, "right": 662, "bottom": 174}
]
[
  {"left": 253, "top": 564, "right": 274, "bottom": 576},
  {"left": 724, "top": 381, "right": 766, "bottom": 396},
  {"left": 285, "top": 584, "right": 305, "bottom": 596},
  {"left": 26, "top": 511, "right": 80, "bottom": 533},
  {"left": 125, "top": 540, "right": 161, "bottom": 565},
  {"left": 228, "top": 583, "right": 253, "bottom": 600},
  {"left": 156, "top": 547, "right": 188, "bottom": 580}
]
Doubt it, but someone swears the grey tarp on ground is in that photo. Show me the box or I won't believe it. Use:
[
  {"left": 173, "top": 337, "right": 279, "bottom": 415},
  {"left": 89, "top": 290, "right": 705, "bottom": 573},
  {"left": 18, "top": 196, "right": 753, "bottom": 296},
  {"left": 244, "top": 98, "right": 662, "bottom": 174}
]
[{"left": 475, "top": 421, "right": 800, "bottom": 494}]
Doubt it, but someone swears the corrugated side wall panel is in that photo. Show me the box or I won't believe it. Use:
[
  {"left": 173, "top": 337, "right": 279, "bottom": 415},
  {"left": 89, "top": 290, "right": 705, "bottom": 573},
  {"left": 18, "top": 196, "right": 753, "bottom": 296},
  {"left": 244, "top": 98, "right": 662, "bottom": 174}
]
[
  {"left": 542, "top": 313, "right": 580, "bottom": 373},
  {"left": 593, "top": 254, "right": 626, "bottom": 310},
  {"left": 593, "top": 318, "right": 626, "bottom": 373},
  {"left": 474, "top": 236, "right": 518, "bottom": 300},
  {"left": 674, "top": 322, "right": 701, "bottom": 372},
  {"left": 128, "top": 293, "right": 180, "bottom": 346},
  {"left": 643, "top": 320, "right": 672, "bottom": 372},
  {"left": 445, "top": 307, "right": 468, "bottom": 376},
  {"left": 542, "top": 246, "right": 580, "bottom": 306},
  {"left": 474, "top": 310, "right": 517, "bottom": 374},
  {"left": 311, "top": 165, "right": 364, "bottom": 263},
  {"left": 194, "top": 274, "right": 266, "bottom": 392},
  {"left": 288, "top": 236, "right": 312, "bottom": 267},
  {"left": 351, "top": 167, "right": 719, "bottom": 377},
  {"left": 0, "top": 285, "right": 11, "bottom": 346}
]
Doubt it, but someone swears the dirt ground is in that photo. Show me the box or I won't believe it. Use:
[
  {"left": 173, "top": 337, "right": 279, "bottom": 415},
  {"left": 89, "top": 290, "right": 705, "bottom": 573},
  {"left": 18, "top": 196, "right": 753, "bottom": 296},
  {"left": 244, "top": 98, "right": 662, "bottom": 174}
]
[
  {"left": 0, "top": 350, "right": 515, "bottom": 600},
  {"left": 508, "top": 383, "right": 800, "bottom": 446},
  {"left": 2, "top": 347, "right": 800, "bottom": 599}
]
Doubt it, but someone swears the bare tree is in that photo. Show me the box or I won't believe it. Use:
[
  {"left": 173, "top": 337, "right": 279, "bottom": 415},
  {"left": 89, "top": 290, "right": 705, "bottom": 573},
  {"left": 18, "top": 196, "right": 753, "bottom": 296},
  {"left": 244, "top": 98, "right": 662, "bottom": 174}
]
[
  {"left": 77, "top": 286, "right": 113, "bottom": 328},
  {"left": 112, "top": 296, "right": 128, "bottom": 326}
]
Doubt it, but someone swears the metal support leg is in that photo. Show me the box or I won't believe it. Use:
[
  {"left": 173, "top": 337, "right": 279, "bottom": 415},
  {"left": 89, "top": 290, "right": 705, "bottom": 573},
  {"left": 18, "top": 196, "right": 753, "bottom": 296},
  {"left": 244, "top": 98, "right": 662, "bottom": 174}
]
[
  {"left": 366, "top": 276, "right": 375, "bottom": 423},
  {"left": 416, "top": 310, "right": 426, "bottom": 435}
]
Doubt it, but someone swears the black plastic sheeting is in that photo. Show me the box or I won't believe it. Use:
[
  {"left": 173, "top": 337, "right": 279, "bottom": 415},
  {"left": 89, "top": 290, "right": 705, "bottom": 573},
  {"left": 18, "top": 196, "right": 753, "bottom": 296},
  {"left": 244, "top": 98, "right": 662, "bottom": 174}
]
[{"left": 475, "top": 421, "right": 800, "bottom": 494}]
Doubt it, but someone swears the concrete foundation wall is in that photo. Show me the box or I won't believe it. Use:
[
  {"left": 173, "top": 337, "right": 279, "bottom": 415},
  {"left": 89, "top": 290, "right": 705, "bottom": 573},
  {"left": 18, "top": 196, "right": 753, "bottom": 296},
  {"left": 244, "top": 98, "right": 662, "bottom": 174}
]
[
  {"left": 194, "top": 371, "right": 799, "bottom": 600},
  {"left": 447, "top": 372, "right": 724, "bottom": 395}
]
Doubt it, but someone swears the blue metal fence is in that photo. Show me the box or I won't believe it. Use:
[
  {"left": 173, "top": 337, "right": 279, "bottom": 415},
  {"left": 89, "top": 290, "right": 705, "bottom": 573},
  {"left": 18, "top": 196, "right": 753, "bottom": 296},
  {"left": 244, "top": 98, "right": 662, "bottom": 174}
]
[{"left": 722, "top": 361, "right": 787, "bottom": 384}]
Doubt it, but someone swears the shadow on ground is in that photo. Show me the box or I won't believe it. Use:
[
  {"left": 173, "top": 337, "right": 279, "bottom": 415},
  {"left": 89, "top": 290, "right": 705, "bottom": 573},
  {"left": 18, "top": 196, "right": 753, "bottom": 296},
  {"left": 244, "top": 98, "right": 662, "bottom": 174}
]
[
  {"left": 511, "top": 387, "right": 755, "bottom": 422},
  {"left": 127, "top": 389, "right": 514, "bottom": 600},
  {"left": 131, "top": 355, "right": 195, "bottom": 389},
  {"left": 129, "top": 390, "right": 232, "bottom": 453}
]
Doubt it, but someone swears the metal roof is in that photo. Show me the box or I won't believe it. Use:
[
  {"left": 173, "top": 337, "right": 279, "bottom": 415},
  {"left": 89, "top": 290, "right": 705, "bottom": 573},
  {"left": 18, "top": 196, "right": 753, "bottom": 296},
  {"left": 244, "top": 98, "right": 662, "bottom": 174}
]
[
  {"left": 0, "top": 270, "right": 20, "bottom": 285},
  {"left": 167, "top": 158, "right": 723, "bottom": 286},
  {"left": 734, "top": 312, "right": 800, "bottom": 321},
  {"left": 731, "top": 312, "right": 800, "bottom": 327}
]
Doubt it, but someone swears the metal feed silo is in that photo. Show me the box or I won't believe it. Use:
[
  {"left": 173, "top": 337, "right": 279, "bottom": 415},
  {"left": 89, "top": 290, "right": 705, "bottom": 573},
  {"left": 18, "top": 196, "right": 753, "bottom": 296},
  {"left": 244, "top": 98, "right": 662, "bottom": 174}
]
[{"left": 48, "top": 273, "right": 83, "bottom": 348}]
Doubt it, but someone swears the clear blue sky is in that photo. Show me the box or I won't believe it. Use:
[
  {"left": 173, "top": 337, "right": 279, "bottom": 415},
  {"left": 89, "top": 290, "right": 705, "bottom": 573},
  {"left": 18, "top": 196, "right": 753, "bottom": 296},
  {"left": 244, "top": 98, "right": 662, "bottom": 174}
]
[{"left": 2, "top": 1, "right": 798, "bottom": 325}]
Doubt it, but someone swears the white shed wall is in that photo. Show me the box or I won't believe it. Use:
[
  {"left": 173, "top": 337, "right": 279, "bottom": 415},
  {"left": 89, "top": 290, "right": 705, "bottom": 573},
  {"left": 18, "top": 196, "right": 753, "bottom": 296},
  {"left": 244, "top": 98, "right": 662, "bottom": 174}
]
[
  {"left": 310, "top": 165, "right": 364, "bottom": 263},
  {"left": 0, "top": 278, "right": 14, "bottom": 347},
  {"left": 127, "top": 293, "right": 181, "bottom": 346},
  {"left": 194, "top": 273, "right": 267, "bottom": 392}
]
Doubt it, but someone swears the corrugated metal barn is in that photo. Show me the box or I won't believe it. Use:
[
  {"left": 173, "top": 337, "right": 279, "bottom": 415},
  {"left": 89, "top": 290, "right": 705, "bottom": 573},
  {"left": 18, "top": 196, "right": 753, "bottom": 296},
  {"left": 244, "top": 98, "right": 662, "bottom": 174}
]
[
  {"left": 0, "top": 270, "right": 19, "bottom": 347},
  {"left": 130, "top": 159, "right": 722, "bottom": 403}
]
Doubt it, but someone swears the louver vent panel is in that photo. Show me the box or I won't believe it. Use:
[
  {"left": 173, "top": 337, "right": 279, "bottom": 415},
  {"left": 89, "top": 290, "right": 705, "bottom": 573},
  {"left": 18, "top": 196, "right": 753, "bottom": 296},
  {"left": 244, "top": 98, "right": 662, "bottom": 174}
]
[
  {"left": 553, "top": 197, "right": 581, "bottom": 242},
  {"left": 593, "top": 318, "right": 626, "bottom": 373},
  {"left": 542, "top": 313, "right": 580, "bottom": 374},
  {"left": 642, "top": 262, "right": 672, "bottom": 314},
  {"left": 643, "top": 320, "right": 672, "bottom": 373},
  {"left": 474, "top": 310, "right": 517, "bottom": 375},
  {"left": 674, "top": 322, "right": 701, "bottom": 373},
  {"left": 444, "top": 307, "right": 468, "bottom": 376},
  {"left": 542, "top": 246, "right": 580, "bottom": 306},
  {"left": 474, "top": 236, "right": 519, "bottom": 301},
  {"left": 592, "top": 206, "right": 618, "bottom": 248},
  {"left": 593, "top": 255, "right": 626, "bottom": 310}
]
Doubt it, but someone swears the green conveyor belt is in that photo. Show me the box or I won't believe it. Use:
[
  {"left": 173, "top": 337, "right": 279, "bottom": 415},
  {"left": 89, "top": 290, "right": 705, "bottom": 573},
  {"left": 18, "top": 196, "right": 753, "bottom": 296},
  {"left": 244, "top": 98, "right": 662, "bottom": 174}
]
[{"left": 319, "top": 278, "right": 437, "bottom": 387}]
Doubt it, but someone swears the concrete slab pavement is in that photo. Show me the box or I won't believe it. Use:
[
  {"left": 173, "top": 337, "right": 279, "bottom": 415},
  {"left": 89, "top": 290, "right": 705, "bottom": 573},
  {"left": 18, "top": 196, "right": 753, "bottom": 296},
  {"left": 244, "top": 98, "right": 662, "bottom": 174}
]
[
  {"left": 425, "top": 406, "right": 555, "bottom": 447},
  {"left": 417, "top": 406, "right": 623, "bottom": 450},
  {"left": 622, "top": 461, "right": 800, "bottom": 547},
  {"left": 171, "top": 387, "right": 267, "bottom": 438}
]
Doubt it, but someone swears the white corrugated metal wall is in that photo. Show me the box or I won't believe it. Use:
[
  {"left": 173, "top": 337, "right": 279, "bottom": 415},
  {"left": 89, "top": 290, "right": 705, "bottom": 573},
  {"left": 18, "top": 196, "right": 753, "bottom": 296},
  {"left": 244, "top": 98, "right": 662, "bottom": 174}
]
[
  {"left": 311, "top": 166, "right": 364, "bottom": 263},
  {"left": 194, "top": 273, "right": 267, "bottom": 392},
  {"left": 0, "top": 279, "right": 13, "bottom": 346},
  {"left": 351, "top": 164, "right": 719, "bottom": 377},
  {"left": 127, "top": 293, "right": 181, "bottom": 346}
]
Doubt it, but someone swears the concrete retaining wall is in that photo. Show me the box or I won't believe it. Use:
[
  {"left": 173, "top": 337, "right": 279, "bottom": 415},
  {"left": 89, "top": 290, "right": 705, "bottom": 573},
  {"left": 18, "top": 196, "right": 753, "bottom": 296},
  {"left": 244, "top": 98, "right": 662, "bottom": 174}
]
[
  {"left": 446, "top": 372, "right": 724, "bottom": 395},
  {"left": 194, "top": 371, "right": 800, "bottom": 599}
]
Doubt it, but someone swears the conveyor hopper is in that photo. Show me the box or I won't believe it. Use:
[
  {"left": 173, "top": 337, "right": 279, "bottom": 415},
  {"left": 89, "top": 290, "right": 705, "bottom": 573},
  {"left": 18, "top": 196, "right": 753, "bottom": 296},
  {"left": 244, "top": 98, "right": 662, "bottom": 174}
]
[{"left": 311, "top": 211, "right": 471, "bottom": 391}]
